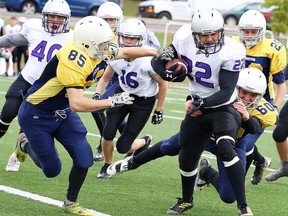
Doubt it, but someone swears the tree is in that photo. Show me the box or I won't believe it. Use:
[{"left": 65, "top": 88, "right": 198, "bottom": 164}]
[{"left": 264, "top": 0, "right": 288, "bottom": 35}]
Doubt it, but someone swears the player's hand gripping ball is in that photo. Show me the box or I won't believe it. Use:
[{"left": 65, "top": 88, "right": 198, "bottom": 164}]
[{"left": 164, "top": 58, "right": 187, "bottom": 82}]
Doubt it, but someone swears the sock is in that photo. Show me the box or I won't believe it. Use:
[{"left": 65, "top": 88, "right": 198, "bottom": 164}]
[{"left": 253, "top": 146, "right": 265, "bottom": 165}]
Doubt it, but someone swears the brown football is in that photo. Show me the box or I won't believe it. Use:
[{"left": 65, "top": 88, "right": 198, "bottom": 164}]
[{"left": 165, "top": 58, "right": 188, "bottom": 73}]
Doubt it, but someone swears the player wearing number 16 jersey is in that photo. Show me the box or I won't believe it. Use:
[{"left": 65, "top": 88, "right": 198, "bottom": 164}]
[{"left": 1, "top": 0, "right": 73, "bottom": 172}]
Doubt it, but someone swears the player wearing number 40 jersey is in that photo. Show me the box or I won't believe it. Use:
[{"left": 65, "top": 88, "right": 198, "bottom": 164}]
[{"left": 1, "top": 0, "right": 73, "bottom": 172}]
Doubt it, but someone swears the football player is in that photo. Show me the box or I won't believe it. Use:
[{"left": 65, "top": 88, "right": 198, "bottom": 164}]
[
  {"left": 151, "top": 8, "right": 252, "bottom": 215},
  {"left": 265, "top": 100, "right": 288, "bottom": 181},
  {"left": 95, "top": 18, "right": 168, "bottom": 179},
  {"left": 107, "top": 67, "right": 277, "bottom": 215},
  {"left": 17, "top": 16, "right": 168, "bottom": 215},
  {"left": 2, "top": 0, "right": 73, "bottom": 172},
  {"left": 236, "top": 9, "right": 286, "bottom": 185},
  {"left": 91, "top": 1, "right": 125, "bottom": 162}
]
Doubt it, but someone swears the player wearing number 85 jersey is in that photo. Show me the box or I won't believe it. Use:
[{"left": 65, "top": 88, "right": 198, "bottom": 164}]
[
  {"left": 1, "top": 0, "right": 73, "bottom": 172},
  {"left": 17, "top": 15, "right": 162, "bottom": 215}
]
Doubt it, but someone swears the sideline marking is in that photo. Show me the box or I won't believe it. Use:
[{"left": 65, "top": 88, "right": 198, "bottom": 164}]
[{"left": 0, "top": 185, "right": 110, "bottom": 216}]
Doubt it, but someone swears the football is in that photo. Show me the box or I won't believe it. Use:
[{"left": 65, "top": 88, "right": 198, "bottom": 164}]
[{"left": 165, "top": 58, "right": 188, "bottom": 74}]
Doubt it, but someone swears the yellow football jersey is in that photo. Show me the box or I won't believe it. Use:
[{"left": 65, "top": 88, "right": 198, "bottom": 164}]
[
  {"left": 237, "top": 98, "right": 277, "bottom": 139},
  {"left": 26, "top": 40, "right": 102, "bottom": 111},
  {"left": 233, "top": 36, "right": 287, "bottom": 101}
]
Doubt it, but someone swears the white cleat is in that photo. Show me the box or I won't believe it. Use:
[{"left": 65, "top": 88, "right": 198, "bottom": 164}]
[{"left": 6, "top": 152, "right": 21, "bottom": 172}]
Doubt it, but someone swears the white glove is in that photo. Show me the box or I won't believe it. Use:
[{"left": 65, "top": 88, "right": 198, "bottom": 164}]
[
  {"left": 109, "top": 92, "right": 135, "bottom": 107},
  {"left": 156, "top": 46, "right": 174, "bottom": 61}
]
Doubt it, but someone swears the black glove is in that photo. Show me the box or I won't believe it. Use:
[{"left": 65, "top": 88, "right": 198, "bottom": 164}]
[
  {"left": 151, "top": 110, "right": 163, "bottom": 124},
  {"left": 156, "top": 46, "right": 174, "bottom": 61},
  {"left": 162, "top": 63, "right": 187, "bottom": 82},
  {"left": 92, "top": 93, "right": 101, "bottom": 100},
  {"left": 108, "top": 92, "right": 135, "bottom": 107},
  {"left": 187, "top": 94, "right": 204, "bottom": 114}
]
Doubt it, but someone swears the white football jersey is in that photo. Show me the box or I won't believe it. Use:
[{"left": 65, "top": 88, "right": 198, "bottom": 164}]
[
  {"left": 19, "top": 18, "right": 73, "bottom": 84},
  {"left": 172, "top": 24, "right": 246, "bottom": 108},
  {"left": 109, "top": 51, "right": 158, "bottom": 97},
  {"left": 4, "top": 24, "right": 21, "bottom": 35}
]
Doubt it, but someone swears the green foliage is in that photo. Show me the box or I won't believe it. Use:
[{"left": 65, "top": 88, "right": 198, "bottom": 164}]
[
  {"left": 123, "top": 0, "right": 140, "bottom": 17},
  {"left": 264, "top": 0, "right": 288, "bottom": 35}
]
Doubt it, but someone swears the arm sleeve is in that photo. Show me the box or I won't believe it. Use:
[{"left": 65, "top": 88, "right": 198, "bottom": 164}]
[
  {"left": 241, "top": 116, "right": 262, "bottom": 135},
  {"left": 0, "top": 33, "right": 29, "bottom": 48},
  {"left": 202, "top": 69, "right": 239, "bottom": 107},
  {"left": 272, "top": 70, "right": 286, "bottom": 84}
]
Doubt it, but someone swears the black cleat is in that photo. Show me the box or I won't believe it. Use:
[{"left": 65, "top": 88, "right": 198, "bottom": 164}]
[
  {"left": 194, "top": 158, "right": 211, "bottom": 191},
  {"left": 97, "top": 164, "right": 111, "bottom": 179},
  {"left": 167, "top": 198, "right": 193, "bottom": 215}
]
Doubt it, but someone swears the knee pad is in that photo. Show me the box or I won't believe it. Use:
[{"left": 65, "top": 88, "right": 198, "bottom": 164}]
[
  {"left": 273, "top": 124, "right": 288, "bottom": 142},
  {"left": 216, "top": 136, "right": 237, "bottom": 162},
  {"left": 42, "top": 159, "right": 62, "bottom": 178},
  {"left": 1, "top": 97, "right": 22, "bottom": 123},
  {"left": 116, "top": 142, "right": 130, "bottom": 154}
]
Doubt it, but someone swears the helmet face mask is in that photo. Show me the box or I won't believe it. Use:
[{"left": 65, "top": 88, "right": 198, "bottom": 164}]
[
  {"left": 97, "top": 2, "right": 123, "bottom": 34},
  {"left": 42, "top": 0, "right": 71, "bottom": 35},
  {"left": 73, "top": 16, "right": 116, "bottom": 60},
  {"left": 238, "top": 9, "right": 266, "bottom": 48},
  {"left": 236, "top": 67, "right": 267, "bottom": 109},
  {"left": 118, "top": 18, "right": 147, "bottom": 48},
  {"left": 191, "top": 8, "right": 225, "bottom": 56}
]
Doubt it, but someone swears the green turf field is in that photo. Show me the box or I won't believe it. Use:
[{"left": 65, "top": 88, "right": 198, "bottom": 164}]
[{"left": 0, "top": 77, "right": 287, "bottom": 216}]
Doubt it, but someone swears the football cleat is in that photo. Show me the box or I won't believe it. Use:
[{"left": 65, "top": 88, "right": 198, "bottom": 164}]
[
  {"left": 194, "top": 158, "right": 211, "bottom": 191},
  {"left": 237, "top": 206, "right": 253, "bottom": 216},
  {"left": 97, "top": 164, "right": 112, "bottom": 179},
  {"left": 167, "top": 198, "right": 193, "bottom": 215},
  {"left": 93, "top": 144, "right": 104, "bottom": 162},
  {"left": 265, "top": 160, "right": 288, "bottom": 181},
  {"left": 5, "top": 151, "right": 21, "bottom": 172},
  {"left": 62, "top": 202, "right": 93, "bottom": 216},
  {"left": 15, "top": 133, "right": 28, "bottom": 162},
  {"left": 107, "top": 156, "right": 134, "bottom": 176},
  {"left": 251, "top": 156, "right": 271, "bottom": 185}
]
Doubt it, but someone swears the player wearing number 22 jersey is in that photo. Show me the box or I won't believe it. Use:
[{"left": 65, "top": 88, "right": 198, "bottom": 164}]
[{"left": 151, "top": 8, "right": 250, "bottom": 214}]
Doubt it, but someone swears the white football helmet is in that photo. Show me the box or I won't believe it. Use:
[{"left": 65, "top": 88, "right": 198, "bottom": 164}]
[
  {"left": 18, "top": 16, "right": 27, "bottom": 24},
  {"left": 118, "top": 18, "right": 147, "bottom": 47},
  {"left": 73, "top": 16, "right": 116, "bottom": 60},
  {"left": 42, "top": 0, "right": 71, "bottom": 35},
  {"left": 237, "top": 67, "right": 267, "bottom": 109},
  {"left": 97, "top": 2, "right": 123, "bottom": 34},
  {"left": 238, "top": 9, "right": 266, "bottom": 48},
  {"left": 191, "top": 8, "right": 224, "bottom": 55}
]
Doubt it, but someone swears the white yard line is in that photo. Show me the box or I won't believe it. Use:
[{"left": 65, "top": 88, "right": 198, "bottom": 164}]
[{"left": 0, "top": 185, "right": 111, "bottom": 216}]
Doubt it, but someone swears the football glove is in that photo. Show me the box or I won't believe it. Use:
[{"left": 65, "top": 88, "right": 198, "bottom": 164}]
[
  {"left": 187, "top": 94, "right": 204, "bottom": 114},
  {"left": 92, "top": 93, "right": 101, "bottom": 100},
  {"left": 163, "top": 63, "right": 187, "bottom": 82},
  {"left": 156, "top": 46, "right": 174, "bottom": 61},
  {"left": 108, "top": 92, "right": 134, "bottom": 107},
  {"left": 151, "top": 110, "right": 163, "bottom": 124}
]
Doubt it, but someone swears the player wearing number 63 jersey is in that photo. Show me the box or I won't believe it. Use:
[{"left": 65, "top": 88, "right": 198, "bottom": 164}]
[
  {"left": 1, "top": 0, "right": 73, "bottom": 172},
  {"left": 151, "top": 8, "right": 252, "bottom": 215}
]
